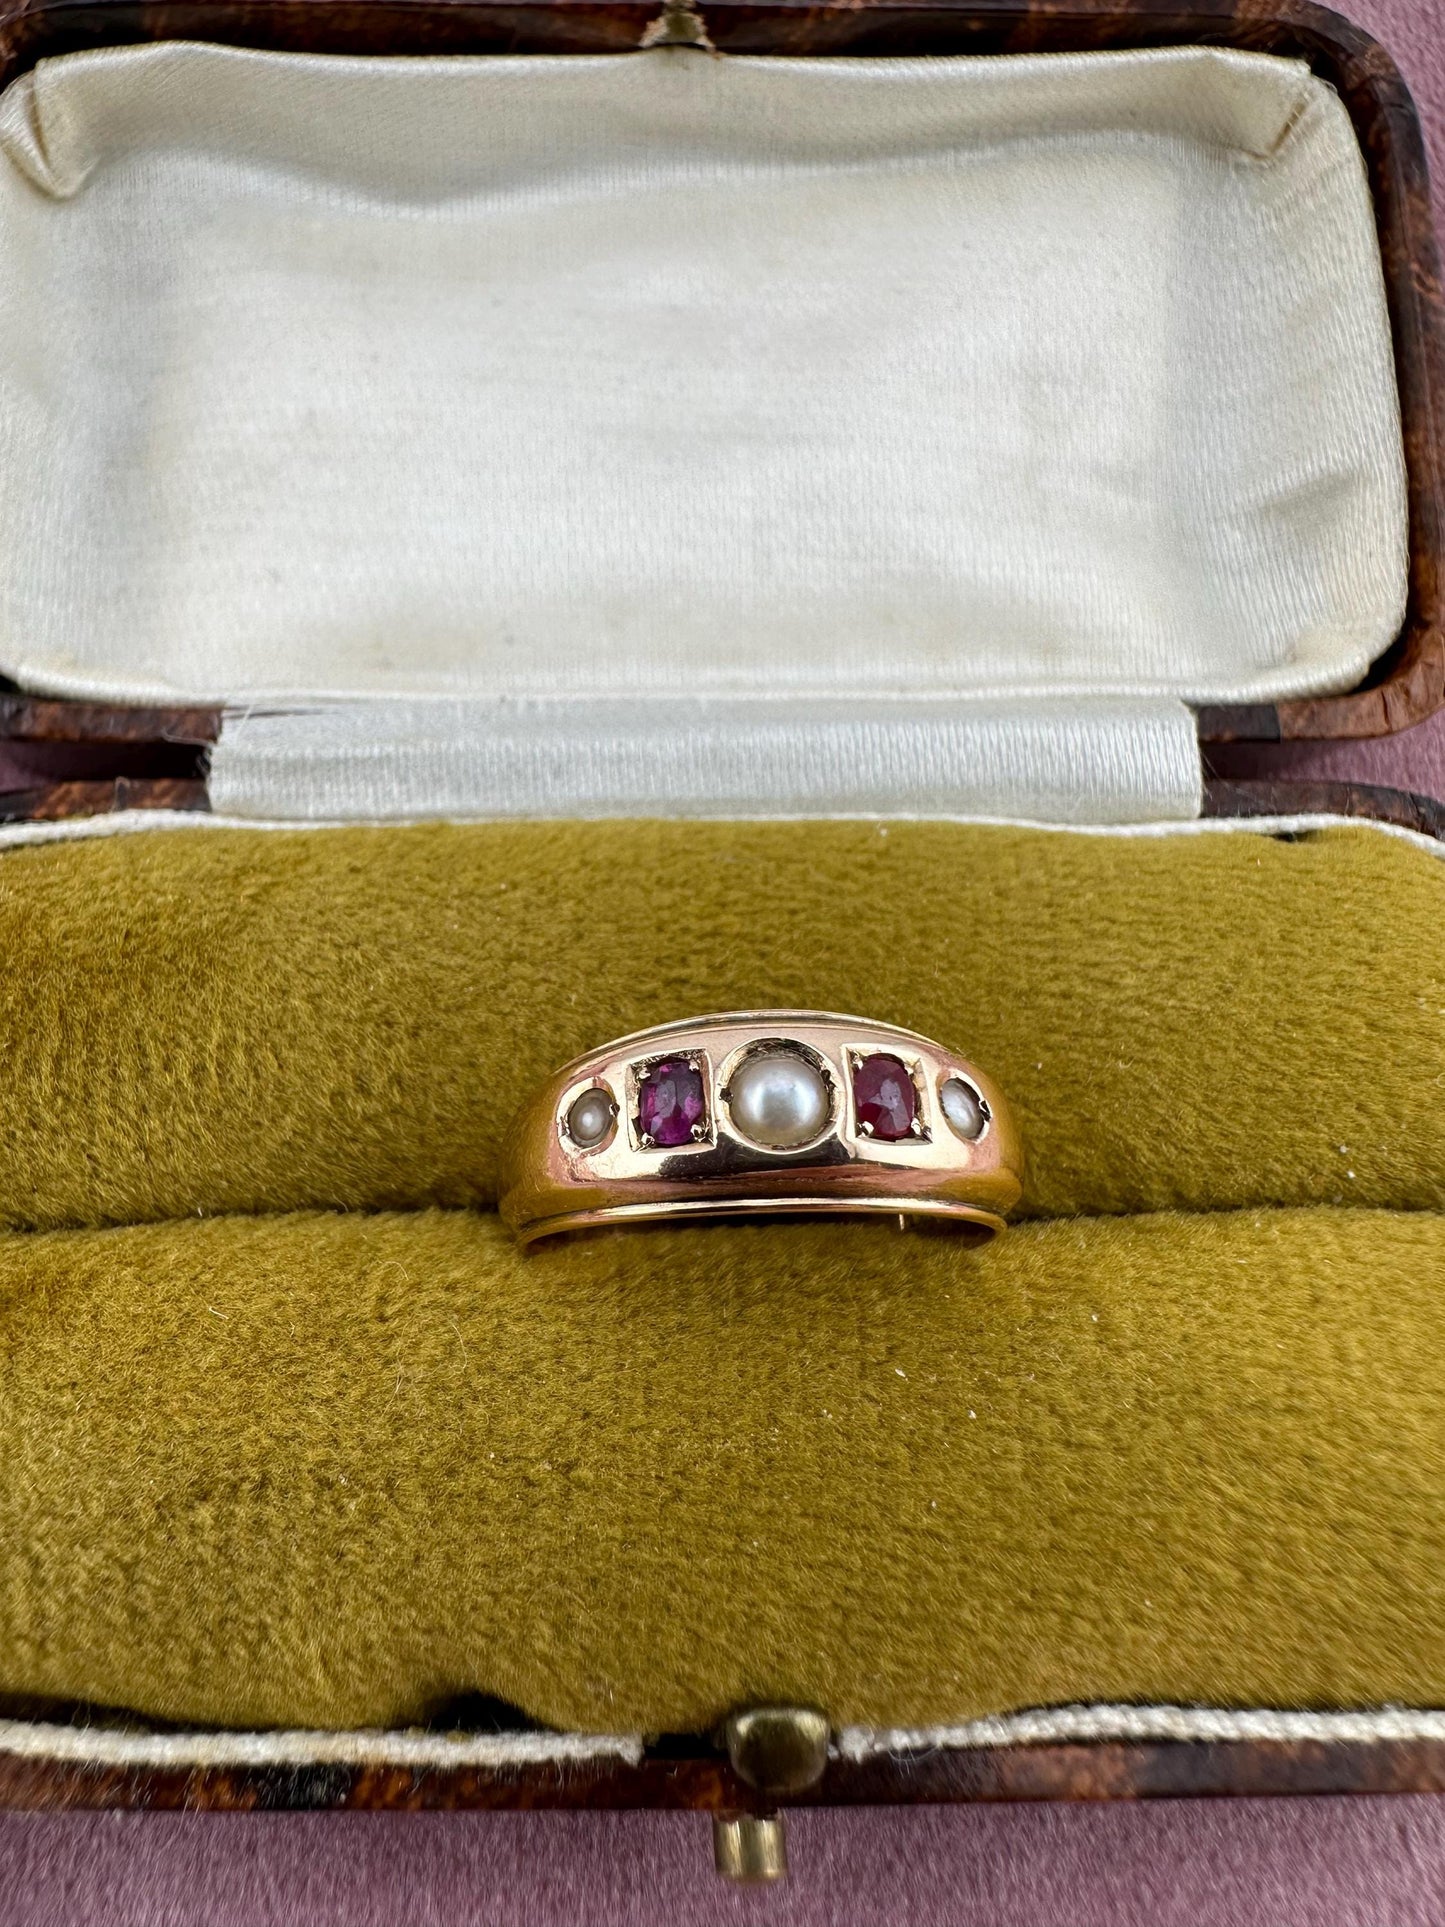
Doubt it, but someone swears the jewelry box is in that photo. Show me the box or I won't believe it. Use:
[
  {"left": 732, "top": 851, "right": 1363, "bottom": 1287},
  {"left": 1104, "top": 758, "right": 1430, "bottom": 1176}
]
[{"left": 0, "top": 0, "right": 1441, "bottom": 1881}]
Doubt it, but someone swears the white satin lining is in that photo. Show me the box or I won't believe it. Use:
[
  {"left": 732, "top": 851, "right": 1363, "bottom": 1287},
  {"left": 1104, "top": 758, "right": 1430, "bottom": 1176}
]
[
  {"left": 0, "top": 42, "right": 1407, "bottom": 725},
  {"left": 209, "top": 696, "right": 1203, "bottom": 824}
]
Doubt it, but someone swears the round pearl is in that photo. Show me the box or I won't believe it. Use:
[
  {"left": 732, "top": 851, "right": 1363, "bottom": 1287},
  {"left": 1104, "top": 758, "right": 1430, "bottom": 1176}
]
[
  {"left": 728, "top": 1050, "right": 830, "bottom": 1149},
  {"left": 567, "top": 1087, "right": 616, "bottom": 1149},
  {"left": 940, "top": 1077, "right": 987, "bottom": 1141}
]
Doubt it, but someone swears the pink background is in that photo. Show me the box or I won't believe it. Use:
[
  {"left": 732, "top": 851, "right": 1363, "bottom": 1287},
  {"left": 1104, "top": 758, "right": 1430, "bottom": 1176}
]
[
  {"left": 5, "top": 1, "right": 1445, "bottom": 1920},
  {"left": 7, "top": 1796, "right": 1445, "bottom": 1927}
]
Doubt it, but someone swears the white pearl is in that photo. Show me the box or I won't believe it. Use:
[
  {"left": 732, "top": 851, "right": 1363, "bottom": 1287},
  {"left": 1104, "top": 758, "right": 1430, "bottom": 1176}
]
[
  {"left": 567, "top": 1088, "right": 615, "bottom": 1148},
  {"left": 941, "top": 1077, "right": 986, "bottom": 1141},
  {"left": 728, "top": 1051, "right": 830, "bottom": 1149}
]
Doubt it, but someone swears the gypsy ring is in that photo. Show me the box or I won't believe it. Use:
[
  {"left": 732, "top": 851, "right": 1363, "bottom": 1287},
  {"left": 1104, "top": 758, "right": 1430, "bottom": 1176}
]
[{"left": 498, "top": 1012, "right": 1022, "bottom": 1246}]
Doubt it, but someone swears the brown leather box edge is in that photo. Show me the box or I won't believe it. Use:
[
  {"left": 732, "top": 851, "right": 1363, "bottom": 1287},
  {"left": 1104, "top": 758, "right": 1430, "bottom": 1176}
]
[{"left": 4, "top": 1734, "right": 1445, "bottom": 1813}]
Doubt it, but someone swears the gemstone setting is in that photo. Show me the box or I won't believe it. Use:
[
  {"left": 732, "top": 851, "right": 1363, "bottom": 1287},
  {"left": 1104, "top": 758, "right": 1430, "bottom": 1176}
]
[
  {"left": 940, "top": 1076, "right": 988, "bottom": 1142},
  {"left": 565, "top": 1085, "right": 616, "bottom": 1150},
  {"left": 725, "top": 1047, "right": 832, "bottom": 1150},
  {"left": 852, "top": 1052, "right": 920, "bottom": 1141},
  {"left": 636, "top": 1057, "right": 707, "bottom": 1148}
]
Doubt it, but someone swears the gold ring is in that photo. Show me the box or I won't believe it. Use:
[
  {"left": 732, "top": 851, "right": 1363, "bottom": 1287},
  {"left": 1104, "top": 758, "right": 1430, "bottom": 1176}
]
[{"left": 498, "top": 1012, "right": 1022, "bottom": 1246}]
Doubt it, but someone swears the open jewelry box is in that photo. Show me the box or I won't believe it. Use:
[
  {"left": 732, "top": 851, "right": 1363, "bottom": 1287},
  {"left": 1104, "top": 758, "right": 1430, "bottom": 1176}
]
[{"left": 0, "top": 0, "right": 1443, "bottom": 1880}]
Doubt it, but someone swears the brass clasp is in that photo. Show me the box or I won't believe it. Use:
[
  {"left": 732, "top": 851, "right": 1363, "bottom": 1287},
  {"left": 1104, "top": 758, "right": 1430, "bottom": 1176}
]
[{"left": 710, "top": 1705, "right": 831, "bottom": 1884}]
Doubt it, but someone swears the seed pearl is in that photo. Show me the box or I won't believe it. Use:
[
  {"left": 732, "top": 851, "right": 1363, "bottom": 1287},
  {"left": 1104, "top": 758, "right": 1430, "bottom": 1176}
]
[
  {"left": 940, "top": 1076, "right": 987, "bottom": 1141},
  {"left": 728, "top": 1050, "right": 830, "bottom": 1149},
  {"left": 566, "top": 1087, "right": 616, "bottom": 1149}
]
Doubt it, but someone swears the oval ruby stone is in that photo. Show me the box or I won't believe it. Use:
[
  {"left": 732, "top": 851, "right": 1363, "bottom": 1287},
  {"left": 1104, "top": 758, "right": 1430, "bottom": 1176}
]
[
  {"left": 637, "top": 1059, "right": 706, "bottom": 1148},
  {"left": 853, "top": 1053, "right": 917, "bottom": 1140}
]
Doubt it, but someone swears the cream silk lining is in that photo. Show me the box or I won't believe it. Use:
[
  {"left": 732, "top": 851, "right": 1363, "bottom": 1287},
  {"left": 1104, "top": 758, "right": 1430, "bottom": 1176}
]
[
  {"left": 209, "top": 695, "right": 1204, "bottom": 822},
  {"left": 0, "top": 42, "right": 1408, "bottom": 819}
]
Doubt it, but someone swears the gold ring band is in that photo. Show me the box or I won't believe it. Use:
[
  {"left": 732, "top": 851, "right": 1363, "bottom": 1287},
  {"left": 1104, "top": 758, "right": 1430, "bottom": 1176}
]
[{"left": 499, "top": 1012, "right": 1022, "bottom": 1246}]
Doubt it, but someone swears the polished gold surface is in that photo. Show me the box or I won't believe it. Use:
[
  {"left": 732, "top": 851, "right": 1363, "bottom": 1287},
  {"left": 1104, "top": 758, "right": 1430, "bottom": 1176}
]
[
  {"left": 498, "top": 1012, "right": 1022, "bottom": 1245},
  {"left": 712, "top": 1813, "right": 789, "bottom": 1884}
]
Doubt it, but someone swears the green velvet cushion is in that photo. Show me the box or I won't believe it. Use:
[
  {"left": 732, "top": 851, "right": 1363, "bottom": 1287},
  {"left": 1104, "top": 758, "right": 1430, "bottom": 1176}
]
[
  {"left": 0, "top": 1204, "right": 1440, "bottom": 1735},
  {"left": 1, "top": 820, "right": 1440, "bottom": 1736},
  {"left": 0, "top": 820, "right": 1440, "bottom": 1229}
]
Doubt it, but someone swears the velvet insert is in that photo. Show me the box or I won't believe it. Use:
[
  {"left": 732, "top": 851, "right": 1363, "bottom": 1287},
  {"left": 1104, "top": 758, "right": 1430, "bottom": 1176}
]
[
  {"left": 1, "top": 818, "right": 1442, "bottom": 1737},
  {"left": 0, "top": 820, "right": 1440, "bottom": 1230},
  {"left": 0, "top": 1204, "right": 1441, "bottom": 1735}
]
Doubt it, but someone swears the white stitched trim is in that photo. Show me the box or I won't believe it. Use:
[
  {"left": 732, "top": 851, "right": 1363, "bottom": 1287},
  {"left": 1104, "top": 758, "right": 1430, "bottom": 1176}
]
[
  {"left": 0, "top": 1719, "right": 643, "bottom": 1771},
  {"left": 833, "top": 1704, "right": 1445, "bottom": 1761},
  {"left": 0, "top": 808, "right": 1440, "bottom": 859},
  {"left": 2, "top": 1705, "right": 1443, "bottom": 1773}
]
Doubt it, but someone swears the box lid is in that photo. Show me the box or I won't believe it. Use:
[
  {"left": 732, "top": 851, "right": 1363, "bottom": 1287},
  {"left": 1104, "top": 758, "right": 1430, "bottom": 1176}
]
[{"left": 0, "top": 40, "right": 1411, "bottom": 820}]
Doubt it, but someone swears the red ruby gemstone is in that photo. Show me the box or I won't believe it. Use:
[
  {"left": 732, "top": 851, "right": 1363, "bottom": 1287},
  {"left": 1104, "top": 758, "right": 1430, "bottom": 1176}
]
[
  {"left": 853, "top": 1053, "right": 917, "bottom": 1140},
  {"left": 637, "top": 1059, "right": 706, "bottom": 1148}
]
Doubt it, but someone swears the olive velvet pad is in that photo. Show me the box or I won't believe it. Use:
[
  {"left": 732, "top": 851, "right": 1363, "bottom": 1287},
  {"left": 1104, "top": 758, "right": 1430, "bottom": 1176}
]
[
  {"left": 0, "top": 1204, "right": 1441, "bottom": 1735},
  {"left": 0, "top": 820, "right": 1441, "bottom": 1231}
]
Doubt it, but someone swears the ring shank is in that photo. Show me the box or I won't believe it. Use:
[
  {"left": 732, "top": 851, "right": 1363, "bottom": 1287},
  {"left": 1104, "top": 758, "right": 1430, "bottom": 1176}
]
[{"left": 511, "top": 1195, "right": 1009, "bottom": 1247}]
